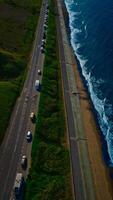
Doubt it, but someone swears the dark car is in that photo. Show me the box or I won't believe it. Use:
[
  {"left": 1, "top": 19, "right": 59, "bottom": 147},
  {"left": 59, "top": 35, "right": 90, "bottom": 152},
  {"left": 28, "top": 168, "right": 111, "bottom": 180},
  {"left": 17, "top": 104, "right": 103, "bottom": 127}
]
[
  {"left": 38, "top": 69, "right": 41, "bottom": 75},
  {"left": 42, "top": 39, "right": 46, "bottom": 44},
  {"left": 43, "top": 32, "right": 46, "bottom": 40},
  {"left": 26, "top": 131, "right": 32, "bottom": 142},
  {"left": 30, "top": 112, "right": 36, "bottom": 123},
  {"left": 40, "top": 46, "right": 45, "bottom": 54},
  {"left": 44, "top": 24, "right": 47, "bottom": 30},
  {"left": 21, "top": 156, "right": 27, "bottom": 170}
]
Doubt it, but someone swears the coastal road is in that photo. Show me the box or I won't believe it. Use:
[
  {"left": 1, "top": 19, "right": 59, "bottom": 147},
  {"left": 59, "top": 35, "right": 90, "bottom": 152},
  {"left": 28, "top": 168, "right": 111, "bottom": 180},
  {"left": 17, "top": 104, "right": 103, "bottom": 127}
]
[
  {"left": 56, "top": 5, "right": 84, "bottom": 199},
  {"left": 0, "top": 0, "right": 48, "bottom": 199},
  {"left": 56, "top": 0, "right": 96, "bottom": 200}
]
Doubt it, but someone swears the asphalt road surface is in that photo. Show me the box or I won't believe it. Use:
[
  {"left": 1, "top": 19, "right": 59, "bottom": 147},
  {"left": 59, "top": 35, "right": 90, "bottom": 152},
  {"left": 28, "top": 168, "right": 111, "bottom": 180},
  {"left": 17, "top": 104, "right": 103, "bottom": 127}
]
[
  {"left": 56, "top": 0, "right": 95, "bottom": 200},
  {"left": 0, "top": 0, "right": 48, "bottom": 199},
  {"left": 56, "top": 9, "right": 84, "bottom": 200}
]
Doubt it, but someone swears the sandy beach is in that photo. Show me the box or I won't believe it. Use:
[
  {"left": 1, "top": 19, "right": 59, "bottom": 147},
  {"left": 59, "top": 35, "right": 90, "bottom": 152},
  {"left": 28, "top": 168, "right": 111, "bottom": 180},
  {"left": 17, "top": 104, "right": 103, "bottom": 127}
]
[
  {"left": 62, "top": 0, "right": 113, "bottom": 199},
  {"left": 71, "top": 51, "right": 113, "bottom": 199}
]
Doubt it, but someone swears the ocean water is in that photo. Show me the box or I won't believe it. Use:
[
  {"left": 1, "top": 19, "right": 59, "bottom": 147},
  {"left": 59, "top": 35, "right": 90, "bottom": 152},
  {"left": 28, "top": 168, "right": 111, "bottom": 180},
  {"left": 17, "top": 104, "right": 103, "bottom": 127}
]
[{"left": 64, "top": 0, "right": 113, "bottom": 165}]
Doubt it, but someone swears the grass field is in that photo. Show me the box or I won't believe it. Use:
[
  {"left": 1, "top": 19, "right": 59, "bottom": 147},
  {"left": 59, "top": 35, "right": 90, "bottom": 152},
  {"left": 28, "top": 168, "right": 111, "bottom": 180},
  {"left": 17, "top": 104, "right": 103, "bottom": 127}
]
[
  {"left": 24, "top": 0, "right": 73, "bottom": 199},
  {"left": 0, "top": 81, "right": 19, "bottom": 141},
  {"left": 0, "top": 0, "right": 42, "bottom": 143}
]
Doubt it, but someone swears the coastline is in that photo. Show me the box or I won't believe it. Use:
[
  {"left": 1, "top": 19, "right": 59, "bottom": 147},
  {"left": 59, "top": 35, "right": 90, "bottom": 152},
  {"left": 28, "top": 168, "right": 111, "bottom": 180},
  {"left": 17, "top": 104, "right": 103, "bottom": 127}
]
[{"left": 61, "top": 0, "right": 113, "bottom": 199}]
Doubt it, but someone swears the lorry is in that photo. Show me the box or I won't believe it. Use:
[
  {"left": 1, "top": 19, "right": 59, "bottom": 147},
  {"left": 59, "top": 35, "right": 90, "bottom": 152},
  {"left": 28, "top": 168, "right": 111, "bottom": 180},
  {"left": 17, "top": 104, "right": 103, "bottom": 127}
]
[
  {"left": 35, "top": 80, "right": 41, "bottom": 91},
  {"left": 13, "top": 173, "right": 24, "bottom": 199}
]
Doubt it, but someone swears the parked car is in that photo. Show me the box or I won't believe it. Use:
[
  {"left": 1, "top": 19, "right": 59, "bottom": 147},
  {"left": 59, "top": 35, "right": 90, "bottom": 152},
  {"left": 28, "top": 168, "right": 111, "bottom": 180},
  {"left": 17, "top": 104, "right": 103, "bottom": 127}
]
[
  {"left": 30, "top": 112, "right": 36, "bottom": 123},
  {"left": 21, "top": 156, "right": 27, "bottom": 170},
  {"left": 40, "top": 46, "right": 45, "bottom": 54},
  {"left": 44, "top": 24, "right": 47, "bottom": 29},
  {"left": 35, "top": 80, "right": 41, "bottom": 91},
  {"left": 13, "top": 173, "right": 24, "bottom": 199},
  {"left": 43, "top": 32, "right": 46, "bottom": 40},
  {"left": 38, "top": 69, "right": 41, "bottom": 75},
  {"left": 44, "top": 20, "right": 48, "bottom": 25},
  {"left": 42, "top": 39, "right": 46, "bottom": 44},
  {"left": 25, "top": 94, "right": 29, "bottom": 102},
  {"left": 26, "top": 131, "right": 32, "bottom": 142}
]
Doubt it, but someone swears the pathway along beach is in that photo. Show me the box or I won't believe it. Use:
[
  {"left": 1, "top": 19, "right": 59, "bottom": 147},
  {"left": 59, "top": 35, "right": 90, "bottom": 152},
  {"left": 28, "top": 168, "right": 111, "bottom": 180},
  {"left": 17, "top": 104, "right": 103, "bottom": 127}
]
[{"left": 61, "top": 0, "right": 113, "bottom": 199}]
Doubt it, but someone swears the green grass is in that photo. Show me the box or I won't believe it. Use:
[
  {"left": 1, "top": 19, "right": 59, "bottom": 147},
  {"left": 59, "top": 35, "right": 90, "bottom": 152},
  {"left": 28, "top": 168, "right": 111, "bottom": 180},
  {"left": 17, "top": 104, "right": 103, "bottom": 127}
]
[
  {"left": 0, "top": 51, "right": 25, "bottom": 80},
  {"left": 0, "top": 81, "right": 19, "bottom": 141},
  {"left": 0, "top": 2, "right": 40, "bottom": 55},
  {"left": 0, "top": 18, "right": 26, "bottom": 53},
  {"left": 24, "top": 0, "right": 73, "bottom": 199},
  {"left": 0, "top": 0, "right": 42, "bottom": 142},
  {"left": 0, "top": 0, "right": 42, "bottom": 12}
]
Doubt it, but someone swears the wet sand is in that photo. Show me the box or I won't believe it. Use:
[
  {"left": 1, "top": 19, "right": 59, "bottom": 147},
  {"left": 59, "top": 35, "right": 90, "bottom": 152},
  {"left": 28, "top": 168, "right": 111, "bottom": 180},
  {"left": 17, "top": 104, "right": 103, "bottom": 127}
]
[{"left": 61, "top": 0, "right": 113, "bottom": 199}]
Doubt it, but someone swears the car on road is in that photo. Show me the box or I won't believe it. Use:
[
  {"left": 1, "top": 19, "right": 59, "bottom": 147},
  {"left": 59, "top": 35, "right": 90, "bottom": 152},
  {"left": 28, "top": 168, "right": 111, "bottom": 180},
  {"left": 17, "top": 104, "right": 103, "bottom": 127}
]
[
  {"left": 43, "top": 32, "right": 46, "bottom": 40},
  {"left": 40, "top": 46, "right": 45, "bottom": 54},
  {"left": 35, "top": 80, "right": 41, "bottom": 91},
  {"left": 26, "top": 131, "right": 32, "bottom": 142},
  {"left": 30, "top": 112, "right": 36, "bottom": 123},
  {"left": 44, "top": 24, "right": 47, "bottom": 30},
  {"left": 21, "top": 155, "right": 27, "bottom": 170},
  {"left": 38, "top": 69, "right": 41, "bottom": 75},
  {"left": 45, "top": 15, "right": 48, "bottom": 20},
  {"left": 44, "top": 20, "right": 48, "bottom": 25},
  {"left": 25, "top": 94, "right": 29, "bottom": 102},
  {"left": 42, "top": 39, "right": 46, "bottom": 44},
  {"left": 41, "top": 41, "right": 45, "bottom": 46},
  {"left": 44, "top": 21, "right": 47, "bottom": 25},
  {"left": 41, "top": 43, "right": 45, "bottom": 50},
  {"left": 13, "top": 173, "right": 24, "bottom": 199}
]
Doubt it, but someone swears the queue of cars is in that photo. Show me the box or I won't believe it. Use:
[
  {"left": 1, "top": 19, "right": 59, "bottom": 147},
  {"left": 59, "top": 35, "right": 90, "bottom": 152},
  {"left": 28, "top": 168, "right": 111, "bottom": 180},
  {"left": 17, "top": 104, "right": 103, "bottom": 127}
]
[
  {"left": 21, "top": 3, "right": 49, "bottom": 169},
  {"left": 13, "top": 3, "right": 49, "bottom": 199},
  {"left": 40, "top": 4, "right": 49, "bottom": 54},
  {"left": 20, "top": 1, "right": 49, "bottom": 173},
  {"left": 19, "top": 3, "right": 48, "bottom": 176}
]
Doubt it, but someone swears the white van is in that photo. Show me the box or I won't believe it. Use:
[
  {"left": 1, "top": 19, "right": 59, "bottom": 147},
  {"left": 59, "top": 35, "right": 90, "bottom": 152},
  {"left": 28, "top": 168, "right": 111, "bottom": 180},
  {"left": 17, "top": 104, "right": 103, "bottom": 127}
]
[{"left": 35, "top": 80, "right": 41, "bottom": 91}]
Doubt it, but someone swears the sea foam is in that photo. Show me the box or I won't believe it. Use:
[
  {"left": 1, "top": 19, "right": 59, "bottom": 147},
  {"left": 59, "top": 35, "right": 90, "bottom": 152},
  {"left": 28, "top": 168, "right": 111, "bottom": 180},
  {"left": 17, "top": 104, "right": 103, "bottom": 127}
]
[{"left": 64, "top": 0, "right": 113, "bottom": 164}]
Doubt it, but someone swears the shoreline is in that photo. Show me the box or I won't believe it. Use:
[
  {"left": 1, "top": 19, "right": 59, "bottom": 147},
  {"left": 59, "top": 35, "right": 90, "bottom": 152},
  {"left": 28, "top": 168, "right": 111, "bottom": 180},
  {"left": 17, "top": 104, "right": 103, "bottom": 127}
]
[
  {"left": 61, "top": 0, "right": 113, "bottom": 199},
  {"left": 62, "top": 0, "right": 111, "bottom": 166}
]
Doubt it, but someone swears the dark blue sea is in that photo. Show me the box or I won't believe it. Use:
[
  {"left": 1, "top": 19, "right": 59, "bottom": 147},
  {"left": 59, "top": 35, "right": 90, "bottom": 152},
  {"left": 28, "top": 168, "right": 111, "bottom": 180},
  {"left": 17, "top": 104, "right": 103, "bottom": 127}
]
[{"left": 64, "top": 0, "right": 113, "bottom": 165}]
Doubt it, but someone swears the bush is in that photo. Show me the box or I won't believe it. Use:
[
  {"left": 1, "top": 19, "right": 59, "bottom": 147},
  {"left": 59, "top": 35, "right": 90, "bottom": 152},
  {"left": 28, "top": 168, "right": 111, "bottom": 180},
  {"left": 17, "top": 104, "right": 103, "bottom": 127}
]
[{"left": 24, "top": 0, "right": 72, "bottom": 199}]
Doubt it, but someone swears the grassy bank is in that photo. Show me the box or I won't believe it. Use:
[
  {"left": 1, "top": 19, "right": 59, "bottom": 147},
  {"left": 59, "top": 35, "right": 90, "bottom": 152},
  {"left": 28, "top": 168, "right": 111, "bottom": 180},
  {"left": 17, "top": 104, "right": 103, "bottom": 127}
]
[
  {"left": 24, "top": 0, "right": 73, "bottom": 199},
  {"left": 0, "top": 0, "right": 42, "bottom": 142}
]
